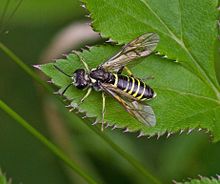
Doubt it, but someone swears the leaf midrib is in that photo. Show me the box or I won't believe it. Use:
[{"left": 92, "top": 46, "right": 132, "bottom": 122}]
[
  {"left": 174, "top": 104, "right": 220, "bottom": 126},
  {"left": 157, "top": 88, "right": 220, "bottom": 127},
  {"left": 157, "top": 87, "right": 220, "bottom": 105}
]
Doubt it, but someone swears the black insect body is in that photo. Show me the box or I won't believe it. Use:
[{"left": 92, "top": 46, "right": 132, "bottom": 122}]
[
  {"left": 54, "top": 33, "right": 159, "bottom": 130},
  {"left": 89, "top": 69, "right": 155, "bottom": 100}
]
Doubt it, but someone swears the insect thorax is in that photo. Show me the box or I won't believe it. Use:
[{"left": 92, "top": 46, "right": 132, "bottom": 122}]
[{"left": 89, "top": 68, "right": 114, "bottom": 83}]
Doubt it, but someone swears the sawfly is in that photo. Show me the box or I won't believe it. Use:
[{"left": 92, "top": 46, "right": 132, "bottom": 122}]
[{"left": 54, "top": 33, "right": 159, "bottom": 130}]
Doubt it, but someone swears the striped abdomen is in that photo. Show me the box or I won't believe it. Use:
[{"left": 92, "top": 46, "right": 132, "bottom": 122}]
[{"left": 111, "top": 74, "right": 155, "bottom": 100}]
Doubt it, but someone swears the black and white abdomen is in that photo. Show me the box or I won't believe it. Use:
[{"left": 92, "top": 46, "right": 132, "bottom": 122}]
[{"left": 111, "top": 74, "right": 155, "bottom": 101}]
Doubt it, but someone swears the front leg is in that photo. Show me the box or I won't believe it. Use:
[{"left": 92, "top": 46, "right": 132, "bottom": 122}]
[
  {"left": 69, "top": 87, "right": 92, "bottom": 112},
  {"left": 78, "top": 87, "right": 92, "bottom": 105}
]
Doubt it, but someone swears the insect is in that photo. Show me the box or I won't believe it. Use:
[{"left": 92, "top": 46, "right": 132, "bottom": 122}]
[{"left": 54, "top": 33, "right": 159, "bottom": 130}]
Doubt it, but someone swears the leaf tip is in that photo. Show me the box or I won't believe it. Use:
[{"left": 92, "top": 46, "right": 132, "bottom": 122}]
[
  {"left": 85, "top": 45, "right": 92, "bottom": 49},
  {"left": 47, "top": 80, "right": 53, "bottom": 84},
  {"left": 137, "top": 131, "right": 145, "bottom": 138},
  {"left": 157, "top": 132, "right": 166, "bottom": 139},
  {"left": 105, "top": 38, "right": 116, "bottom": 43},
  {"left": 92, "top": 119, "right": 99, "bottom": 125},
  {"left": 65, "top": 104, "right": 72, "bottom": 108},
  {"left": 82, "top": 115, "right": 88, "bottom": 119},
  {"left": 187, "top": 128, "right": 194, "bottom": 134},
  {"left": 148, "top": 135, "right": 153, "bottom": 139},
  {"left": 85, "top": 14, "right": 91, "bottom": 18},
  {"left": 103, "top": 122, "right": 109, "bottom": 129},
  {"left": 166, "top": 132, "right": 172, "bottom": 138},
  {"left": 172, "top": 180, "right": 178, "bottom": 184},
  {"left": 123, "top": 127, "right": 130, "bottom": 133},
  {"left": 69, "top": 108, "right": 74, "bottom": 112},
  {"left": 111, "top": 125, "right": 117, "bottom": 130},
  {"left": 157, "top": 133, "right": 161, "bottom": 140},
  {"left": 179, "top": 129, "right": 184, "bottom": 134},
  {"left": 162, "top": 55, "right": 168, "bottom": 59},
  {"left": 33, "top": 64, "right": 41, "bottom": 70},
  {"left": 53, "top": 90, "right": 61, "bottom": 95},
  {"left": 80, "top": 3, "right": 86, "bottom": 9},
  {"left": 198, "top": 128, "right": 202, "bottom": 132}
]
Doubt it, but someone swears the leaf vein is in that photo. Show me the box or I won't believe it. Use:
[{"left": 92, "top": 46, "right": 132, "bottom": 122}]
[{"left": 157, "top": 87, "right": 220, "bottom": 105}]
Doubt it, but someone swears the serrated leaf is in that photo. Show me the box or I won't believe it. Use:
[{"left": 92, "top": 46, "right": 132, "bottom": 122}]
[
  {"left": 81, "top": 1, "right": 219, "bottom": 137},
  {"left": 39, "top": 0, "right": 220, "bottom": 140},
  {"left": 40, "top": 44, "right": 220, "bottom": 140},
  {"left": 175, "top": 176, "right": 220, "bottom": 184}
]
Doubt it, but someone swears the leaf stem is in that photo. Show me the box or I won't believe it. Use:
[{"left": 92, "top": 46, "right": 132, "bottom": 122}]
[{"left": 0, "top": 99, "right": 98, "bottom": 184}]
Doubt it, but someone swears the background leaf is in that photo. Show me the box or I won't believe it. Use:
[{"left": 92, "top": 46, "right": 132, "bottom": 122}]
[
  {"left": 40, "top": 0, "right": 220, "bottom": 141},
  {"left": 175, "top": 176, "right": 220, "bottom": 184}
]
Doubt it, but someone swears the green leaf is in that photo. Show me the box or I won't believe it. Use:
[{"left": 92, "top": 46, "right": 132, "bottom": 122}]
[
  {"left": 84, "top": 0, "right": 220, "bottom": 93},
  {"left": 39, "top": 0, "right": 220, "bottom": 141},
  {"left": 175, "top": 176, "right": 220, "bottom": 184}
]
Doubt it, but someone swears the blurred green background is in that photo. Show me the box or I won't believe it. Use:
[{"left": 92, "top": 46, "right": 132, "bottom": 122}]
[{"left": 0, "top": 0, "right": 220, "bottom": 183}]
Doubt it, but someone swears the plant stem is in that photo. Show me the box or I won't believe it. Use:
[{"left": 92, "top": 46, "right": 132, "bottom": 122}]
[
  {"left": 89, "top": 124, "right": 162, "bottom": 184},
  {"left": 63, "top": 108, "right": 161, "bottom": 184},
  {"left": 0, "top": 100, "right": 98, "bottom": 184},
  {"left": 0, "top": 42, "right": 51, "bottom": 92}
]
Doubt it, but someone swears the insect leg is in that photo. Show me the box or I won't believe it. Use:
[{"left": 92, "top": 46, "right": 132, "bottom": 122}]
[
  {"left": 68, "top": 88, "right": 92, "bottom": 112},
  {"left": 124, "top": 66, "right": 133, "bottom": 77},
  {"left": 73, "top": 51, "right": 90, "bottom": 72},
  {"left": 117, "top": 66, "right": 133, "bottom": 77},
  {"left": 78, "top": 87, "right": 92, "bottom": 106},
  {"left": 101, "top": 92, "right": 106, "bottom": 131}
]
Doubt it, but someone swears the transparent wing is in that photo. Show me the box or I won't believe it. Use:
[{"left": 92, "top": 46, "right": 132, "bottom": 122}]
[
  {"left": 100, "top": 83, "right": 156, "bottom": 126},
  {"left": 100, "top": 33, "right": 159, "bottom": 73}
]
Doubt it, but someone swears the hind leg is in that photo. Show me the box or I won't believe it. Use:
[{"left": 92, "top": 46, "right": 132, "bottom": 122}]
[{"left": 118, "top": 66, "right": 133, "bottom": 77}]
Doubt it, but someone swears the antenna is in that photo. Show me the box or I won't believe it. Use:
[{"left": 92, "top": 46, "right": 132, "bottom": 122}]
[
  {"left": 72, "top": 51, "right": 90, "bottom": 72},
  {"left": 61, "top": 83, "right": 73, "bottom": 95},
  {"left": 53, "top": 65, "right": 73, "bottom": 95},
  {"left": 53, "top": 65, "right": 72, "bottom": 77}
]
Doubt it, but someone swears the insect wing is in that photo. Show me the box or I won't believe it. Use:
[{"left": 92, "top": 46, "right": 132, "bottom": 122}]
[
  {"left": 100, "top": 83, "right": 156, "bottom": 126},
  {"left": 100, "top": 33, "right": 159, "bottom": 73},
  {"left": 130, "top": 101, "right": 156, "bottom": 127}
]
